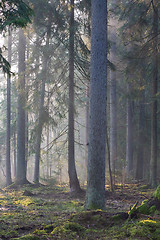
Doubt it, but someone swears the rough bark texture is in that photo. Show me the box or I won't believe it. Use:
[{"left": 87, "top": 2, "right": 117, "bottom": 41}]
[
  {"left": 6, "top": 28, "right": 12, "bottom": 186},
  {"left": 126, "top": 83, "right": 134, "bottom": 176},
  {"left": 86, "top": 0, "right": 107, "bottom": 210},
  {"left": 68, "top": 0, "right": 81, "bottom": 193},
  {"left": 16, "top": 29, "right": 27, "bottom": 184},
  {"left": 150, "top": 2, "right": 158, "bottom": 187}
]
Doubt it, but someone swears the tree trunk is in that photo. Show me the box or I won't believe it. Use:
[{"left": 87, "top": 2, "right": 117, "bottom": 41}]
[
  {"left": 25, "top": 31, "right": 30, "bottom": 177},
  {"left": 33, "top": 52, "right": 47, "bottom": 183},
  {"left": 13, "top": 116, "right": 17, "bottom": 179},
  {"left": 68, "top": 0, "right": 81, "bottom": 193},
  {"left": 86, "top": 0, "right": 107, "bottom": 210},
  {"left": 109, "top": 28, "right": 117, "bottom": 181},
  {"left": 106, "top": 129, "right": 114, "bottom": 191},
  {"left": 34, "top": 26, "right": 50, "bottom": 183},
  {"left": 150, "top": 1, "right": 158, "bottom": 187},
  {"left": 85, "top": 83, "right": 89, "bottom": 179},
  {"left": 136, "top": 78, "right": 145, "bottom": 180},
  {"left": 16, "top": 28, "right": 27, "bottom": 184},
  {"left": 6, "top": 28, "right": 12, "bottom": 186},
  {"left": 46, "top": 90, "right": 50, "bottom": 179},
  {"left": 126, "top": 83, "right": 134, "bottom": 176}
]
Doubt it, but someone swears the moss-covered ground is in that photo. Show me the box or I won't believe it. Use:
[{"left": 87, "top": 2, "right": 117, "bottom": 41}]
[{"left": 0, "top": 182, "right": 159, "bottom": 239}]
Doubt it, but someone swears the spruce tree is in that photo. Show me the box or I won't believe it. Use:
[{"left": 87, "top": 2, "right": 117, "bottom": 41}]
[{"left": 86, "top": 0, "right": 107, "bottom": 210}]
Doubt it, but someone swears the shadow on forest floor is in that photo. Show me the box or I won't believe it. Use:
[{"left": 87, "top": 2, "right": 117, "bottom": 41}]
[{"left": 0, "top": 182, "right": 158, "bottom": 239}]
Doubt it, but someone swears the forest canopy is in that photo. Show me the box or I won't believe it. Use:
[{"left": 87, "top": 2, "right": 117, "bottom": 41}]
[
  {"left": 0, "top": 0, "right": 32, "bottom": 31},
  {"left": 0, "top": 0, "right": 33, "bottom": 74}
]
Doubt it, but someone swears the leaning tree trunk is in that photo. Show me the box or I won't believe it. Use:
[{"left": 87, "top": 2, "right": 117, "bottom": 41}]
[
  {"left": 68, "top": 0, "right": 81, "bottom": 193},
  {"left": 86, "top": 0, "right": 107, "bottom": 210},
  {"left": 126, "top": 83, "right": 134, "bottom": 176},
  {"left": 16, "top": 28, "right": 27, "bottom": 184},
  {"left": 150, "top": 1, "right": 158, "bottom": 187},
  {"left": 6, "top": 28, "right": 12, "bottom": 186}
]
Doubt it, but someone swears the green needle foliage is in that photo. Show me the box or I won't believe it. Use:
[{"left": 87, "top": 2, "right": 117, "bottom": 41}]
[
  {"left": 0, "top": 0, "right": 33, "bottom": 74},
  {"left": 0, "top": 0, "right": 33, "bottom": 31}
]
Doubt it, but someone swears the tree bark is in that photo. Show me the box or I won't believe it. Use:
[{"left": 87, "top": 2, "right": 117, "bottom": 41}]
[
  {"left": 6, "top": 28, "right": 12, "bottom": 186},
  {"left": 68, "top": 0, "right": 81, "bottom": 192},
  {"left": 34, "top": 20, "right": 51, "bottom": 183},
  {"left": 13, "top": 115, "right": 17, "bottom": 179},
  {"left": 109, "top": 0, "right": 117, "bottom": 185},
  {"left": 136, "top": 79, "right": 145, "bottom": 180},
  {"left": 109, "top": 29, "right": 117, "bottom": 180},
  {"left": 126, "top": 83, "right": 134, "bottom": 176},
  {"left": 16, "top": 28, "right": 27, "bottom": 184},
  {"left": 86, "top": 0, "right": 107, "bottom": 210},
  {"left": 150, "top": 1, "right": 158, "bottom": 187},
  {"left": 46, "top": 90, "right": 50, "bottom": 179},
  {"left": 34, "top": 41, "right": 48, "bottom": 183},
  {"left": 25, "top": 31, "right": 30, "bottom": 177},
  {"left": 85, "top": 83, "right": 89, "bottom": 179}
]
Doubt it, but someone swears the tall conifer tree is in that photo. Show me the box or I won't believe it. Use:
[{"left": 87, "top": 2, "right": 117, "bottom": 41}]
[
  {"left": 86, "top": 0, "right": 107, "bottom": 209},
  {"left": 6, "top": 28, "right": 12, "bottom": 186},
  {"left": 109, "top": 0, "right": 117, "bottom": 181},
  {"left": 34, "top": 19, "right": 51, "bottom": 183},
  {"left": 68, "top": 0, "right": 81, "bottom": 192},
  {"left": 150, "top": 1, "right": 158, "bottom": 187},
  {"left": 16, "top": 28, "right": 27, "bottom": 184}
]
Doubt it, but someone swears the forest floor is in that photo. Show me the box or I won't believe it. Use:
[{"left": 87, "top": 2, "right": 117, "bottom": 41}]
[{"left": 0, "top": 181, "right": 159, "bottom": 240}]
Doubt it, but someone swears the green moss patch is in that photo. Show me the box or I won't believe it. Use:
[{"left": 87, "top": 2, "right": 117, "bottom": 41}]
[
  {"left": 154, "top": 185, "right": 160, "bottom": 201},
  {"left": 136, "top": 200, "right": 150, "bottom": 215},
  {"left": 64, "top": 221, "right": 85, "bottom": 233},
  {"left": 128, "top": 185, "right": 160, "bottom": 218},
  {"left": 12, "top": 234, "right": 40, "bottom": 240},
  {"left": 1, "top": 183, "right": 160, "bottom": 239}
]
